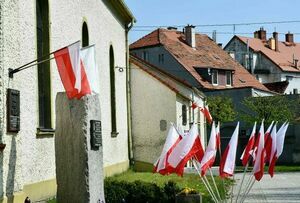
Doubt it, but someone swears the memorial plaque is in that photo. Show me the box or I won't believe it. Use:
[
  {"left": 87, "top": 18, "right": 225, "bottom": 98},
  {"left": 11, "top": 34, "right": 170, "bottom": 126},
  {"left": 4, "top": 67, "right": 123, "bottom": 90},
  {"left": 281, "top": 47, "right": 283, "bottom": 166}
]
[
  {"left": 7, "top": 89, "right": 20, "bottom": 132},
  {"left": 90, "top": 120, "right": 102, "bottom": 150}
]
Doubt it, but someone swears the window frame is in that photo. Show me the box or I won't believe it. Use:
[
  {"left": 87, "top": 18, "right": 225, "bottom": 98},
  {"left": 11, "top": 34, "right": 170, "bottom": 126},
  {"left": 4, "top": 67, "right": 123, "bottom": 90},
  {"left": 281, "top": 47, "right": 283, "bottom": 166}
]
[
  {"left": 211, "top": 69, "right": 218, "bottom": 85},
  {"left": 36, "top": 0, "right": 53, "bottom": 132},
  {"left": 226, "top": 71, "right": 232, "bottom": 86}
]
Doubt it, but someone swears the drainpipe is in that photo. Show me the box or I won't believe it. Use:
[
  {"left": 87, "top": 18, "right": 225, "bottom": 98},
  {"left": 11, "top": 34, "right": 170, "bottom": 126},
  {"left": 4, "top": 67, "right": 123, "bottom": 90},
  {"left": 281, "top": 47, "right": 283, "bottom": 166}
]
[{"left": 126, "top": 20, "right": 134, "bottom": 166}]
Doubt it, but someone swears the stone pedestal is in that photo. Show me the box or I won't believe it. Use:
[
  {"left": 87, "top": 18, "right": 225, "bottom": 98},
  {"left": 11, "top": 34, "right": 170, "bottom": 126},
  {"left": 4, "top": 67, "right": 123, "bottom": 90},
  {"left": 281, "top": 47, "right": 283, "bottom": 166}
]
[{"left": 55, "top": 93, "right": 104, "bottom": 203}]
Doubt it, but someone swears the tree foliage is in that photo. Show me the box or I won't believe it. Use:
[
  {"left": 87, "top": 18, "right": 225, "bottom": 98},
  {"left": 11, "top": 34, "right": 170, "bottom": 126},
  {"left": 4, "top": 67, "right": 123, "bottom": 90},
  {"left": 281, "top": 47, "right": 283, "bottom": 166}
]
[
  {"left": 240, "top": 95, "right": 295, "bottom": 125},
  {"left": 206, "top": 96, "right": 236, "bottom": 123}
]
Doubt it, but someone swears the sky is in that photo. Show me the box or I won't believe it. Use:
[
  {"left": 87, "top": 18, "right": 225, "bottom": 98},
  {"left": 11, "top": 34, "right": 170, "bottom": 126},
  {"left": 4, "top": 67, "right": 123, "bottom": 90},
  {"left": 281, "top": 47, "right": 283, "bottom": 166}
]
[{"left": 125, "top": 0, "right": 300, "bottom": 46}]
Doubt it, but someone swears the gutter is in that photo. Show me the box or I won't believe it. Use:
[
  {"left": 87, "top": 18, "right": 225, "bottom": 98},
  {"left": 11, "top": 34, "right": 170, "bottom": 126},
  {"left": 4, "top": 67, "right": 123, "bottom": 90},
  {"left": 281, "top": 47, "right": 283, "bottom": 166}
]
[{"left": 126, "top": 20, "right": 134, "bottom": 166}]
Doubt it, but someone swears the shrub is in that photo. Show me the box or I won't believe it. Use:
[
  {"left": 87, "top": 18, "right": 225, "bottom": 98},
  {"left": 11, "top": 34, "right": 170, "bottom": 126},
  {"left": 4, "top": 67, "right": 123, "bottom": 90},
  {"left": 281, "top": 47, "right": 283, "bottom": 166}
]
[{"left": 104, "top": 179, "right": 181, "bottom": 203}]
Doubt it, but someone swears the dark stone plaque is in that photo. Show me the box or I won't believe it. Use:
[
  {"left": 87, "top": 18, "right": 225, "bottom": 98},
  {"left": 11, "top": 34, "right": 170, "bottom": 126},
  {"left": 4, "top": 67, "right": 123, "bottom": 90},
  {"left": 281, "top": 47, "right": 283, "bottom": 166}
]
[
  {"left": 7, "top": 89, "right": 20, "bottom": 132},
  {"left": 90, "top": 120, "right": 102, "bottom": 150}
]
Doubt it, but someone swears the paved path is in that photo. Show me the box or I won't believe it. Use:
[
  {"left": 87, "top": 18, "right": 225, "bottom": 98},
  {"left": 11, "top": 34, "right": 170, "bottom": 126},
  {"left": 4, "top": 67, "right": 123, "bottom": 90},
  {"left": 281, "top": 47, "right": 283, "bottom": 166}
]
[{"left": 232, "top": 172, "right": 300, "bottom": 203}]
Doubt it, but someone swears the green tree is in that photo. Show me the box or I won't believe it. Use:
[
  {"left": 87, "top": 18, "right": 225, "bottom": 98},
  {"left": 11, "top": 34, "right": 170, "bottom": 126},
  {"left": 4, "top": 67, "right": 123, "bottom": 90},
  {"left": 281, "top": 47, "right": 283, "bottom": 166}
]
[
  {"left": 240, "top": 95, "right": 295, "bottom": 125},
  {"left": 206, "top": 96, "right": 236, "bottom": 123}
]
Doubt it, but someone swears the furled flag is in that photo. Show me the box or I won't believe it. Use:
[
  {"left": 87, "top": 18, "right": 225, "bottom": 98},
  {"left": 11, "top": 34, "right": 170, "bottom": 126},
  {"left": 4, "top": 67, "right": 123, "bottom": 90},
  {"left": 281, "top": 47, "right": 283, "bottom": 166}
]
[
  {"left": 200, "top": 105, "right": 213, "bottom": 124},
  {"left": 153, "top": 123, "right": 182, "bottom": 175},
  {"left": 269, "top": 122, "right": 289, "bottom": 177},
  {"left": 264, "top": 121, "right": 276, "bottom": 163},
  {"left": 200, "top": 121, "right": 217, "bottom": 176},
  {"left": 168, "top": 124, "right": 204, "bottom": 176},
  {"left": 216, "top": 122, "right": 221, "bottom": 152},
  {"left": 267, "top": 123, "right": 277, "bottom": 177},
  {"left": 54, "top": 41, "right": 81, "bottom": 99},
  {"left": 253, "top": 120, "right": 265, "bottom": 181},
  {"left": 219, "top": 122, "right": 239, "bottom": 178},
  {"left": 240, "top": 122, "right": 256, "bottom": 166},
  {"left": 77, "top": 45, "right": 100, "bottom": 98}
]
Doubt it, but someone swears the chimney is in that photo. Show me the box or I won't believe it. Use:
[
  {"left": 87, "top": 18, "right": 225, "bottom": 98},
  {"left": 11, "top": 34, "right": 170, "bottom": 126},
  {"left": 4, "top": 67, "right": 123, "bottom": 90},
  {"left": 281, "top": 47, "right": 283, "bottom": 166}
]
[
  {"left": 256, "top": 27, "right": 266, "bottom": 41},
  {"left": 273, "top": 32, "right": 279, "bottom": 52},
  {"left": 185, "top": 25, "right": 196, "bottom": 48},
  {"left": 268, "top": 38, "right": 275, "bottom": 50},
  {"left": 254, "top": 31, "right": 259, "bottom": 39},
  {"left": 286, "top": 32, "right": 294, "bottom": 43}
]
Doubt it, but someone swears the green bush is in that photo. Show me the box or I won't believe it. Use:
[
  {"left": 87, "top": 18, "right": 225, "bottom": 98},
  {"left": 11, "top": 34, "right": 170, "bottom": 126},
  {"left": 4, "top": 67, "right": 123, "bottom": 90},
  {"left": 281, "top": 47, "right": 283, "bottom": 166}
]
[{"left": 104, "top": 179, "right": 181, "bottom": 203}]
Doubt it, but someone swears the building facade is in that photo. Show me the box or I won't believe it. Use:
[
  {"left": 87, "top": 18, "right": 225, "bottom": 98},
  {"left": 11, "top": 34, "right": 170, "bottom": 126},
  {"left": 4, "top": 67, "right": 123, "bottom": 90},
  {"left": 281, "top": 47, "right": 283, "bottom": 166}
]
[
  {"left": 225, "top": 28, "right": 300, "bottom": 94},
  {"left": 0, "top": 0, "right": 134, "bottom": 202},
  {"left": 130, "top": 55, "right": 205, "bottom": 171}
]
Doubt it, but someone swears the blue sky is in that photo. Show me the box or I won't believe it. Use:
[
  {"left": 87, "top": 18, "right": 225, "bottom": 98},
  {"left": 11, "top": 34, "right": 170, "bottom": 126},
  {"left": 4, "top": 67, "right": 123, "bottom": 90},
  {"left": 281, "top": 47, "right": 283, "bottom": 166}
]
[{"left": 125, "top": 0, "right": 300, "bottom": 46}]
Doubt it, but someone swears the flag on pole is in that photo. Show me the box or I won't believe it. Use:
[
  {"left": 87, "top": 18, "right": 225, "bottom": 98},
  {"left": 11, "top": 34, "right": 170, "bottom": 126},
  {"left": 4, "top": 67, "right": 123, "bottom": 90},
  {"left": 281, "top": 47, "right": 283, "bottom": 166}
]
[
  {"left": 240, "top": 122, "right": 256, "bottom": 166},
  {"left": 269, "top": 123, "right": 289, "bottom": 177},
  {"left": 265, "top": 121, "right": 276, "bottom": 163},
  {"left": 219, "top": 122, "right": 239, "bottom": 178},
  {"left": 267, "top": 124, "right": 277, "bottom": 177},
  {"left": 77, "top": 45, "right": 100, "bottom": 97},
  {"left": 216, "top": 122, "right": 221, "bottom": 151},
  {"left": 200, "top": 122, "right": 217, "bottom": 176},
  {"left": 168, "top": 124, "right": 204, "bottom": 176},
  {"left": 54, "top": 41, "right": 81, "bottom": 99},
  {"left": 153, "top": 123, "right": 182, "bottom": 175},
  {"left": 200, "top": 105, "right": 213, "bottom": 124},
  {"left": 253, "top": 120, "right": 265, "bottom": 181}
]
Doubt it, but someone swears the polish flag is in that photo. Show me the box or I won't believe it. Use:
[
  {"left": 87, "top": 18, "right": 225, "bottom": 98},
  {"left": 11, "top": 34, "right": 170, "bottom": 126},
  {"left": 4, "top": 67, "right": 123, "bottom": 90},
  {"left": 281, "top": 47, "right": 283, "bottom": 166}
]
[
  {"left": 153, "top": 123, "right": 182, "bottom": 175},
  {"left": 240, "top": 122, "right": 256, "bottom": 166},
  {"left": 191, "top": 99, "right": 203, "bottom": 110},
  {"left": 264, "top": 121, "right": 275, "bottom": 163},
  {"left": 54, "top": 41, "right": 81, "bottom": 99},
  {"left": 168, "top": 124, "right": 204, "bottom": 176},
  {"left": 253, "top": 121, "right": 265, "bottom": 181},
  {"left": 267, "top": 124, "right": 277, "bottom": 177},
  {"left": 200, "top": 122, "right": 217, "bottom": 176},
  {"left": 200, "top": 105, "right": 213, "bottom": 124},
  {"left": 219, "top": 122, "right": 239, "bottom": 178},
  {"left": 216, "top": 122, "right": 221, "bottom": 152},
  {"left": 269, "top": 123, "right": 289, "bottom": 177},
  {"left": 77, "top": 45, "right": 100, "bottom": 97}
]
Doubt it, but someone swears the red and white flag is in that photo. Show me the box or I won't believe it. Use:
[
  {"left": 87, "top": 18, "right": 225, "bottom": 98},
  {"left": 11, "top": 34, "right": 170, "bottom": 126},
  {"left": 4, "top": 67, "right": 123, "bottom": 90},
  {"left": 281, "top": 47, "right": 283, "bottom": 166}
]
[
  {"left": 200, "top": 105, "right": 213, "bottom": 124},
  {"left": 200, "top": 121, "right": 217, "bottom": 176},
  {"left": 168, "top": 124, "right": 204, "bottom": 176},
  {"left": 219, "top": 122, "right": 239, "bottom": 178},
  {"left": 253, "top": 121, "right": 265, "bottom": 181},
  {"left": 269, "top": 122, "right": 289, "bottom": 177},
  {"left": 267, "top": 124, "right": 277, "bottom": 177},
  {"left": 264, "top": 121, "right": 275, "bottom": 163},
  {"left": 240, "top": 122, "right": 256, "bottom": 166},
  {"left": 54, "top": 41, "right": 81, "bottom": 99},
  {"left": 78, "top": 45, "right": 100, "bottom": 97},
  {"left": 153, "top": 123, "right": 182, "bottom": 175},
  {"left": 216, "top": 122, "right": 221, "bottom": 151}
]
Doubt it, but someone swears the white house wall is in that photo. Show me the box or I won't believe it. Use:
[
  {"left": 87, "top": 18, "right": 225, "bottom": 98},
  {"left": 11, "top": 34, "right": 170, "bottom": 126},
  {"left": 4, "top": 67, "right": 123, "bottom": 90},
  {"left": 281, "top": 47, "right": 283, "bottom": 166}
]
[
  {"left": 0, "top": 0, "right": 129, "bottom": 199},
  {"left": 130, "top": 63, "right": 177, "bottom": 165}
]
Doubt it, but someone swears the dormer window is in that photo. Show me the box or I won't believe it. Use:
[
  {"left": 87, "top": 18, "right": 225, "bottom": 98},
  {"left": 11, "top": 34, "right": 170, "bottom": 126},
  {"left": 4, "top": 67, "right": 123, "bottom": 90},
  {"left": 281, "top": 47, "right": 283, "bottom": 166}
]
[
  {"left": 226, "top": 71, "right": 232, "bottom": 86},
  {"left": 212, "top": 69, "right": 218, "bottom": 85}
]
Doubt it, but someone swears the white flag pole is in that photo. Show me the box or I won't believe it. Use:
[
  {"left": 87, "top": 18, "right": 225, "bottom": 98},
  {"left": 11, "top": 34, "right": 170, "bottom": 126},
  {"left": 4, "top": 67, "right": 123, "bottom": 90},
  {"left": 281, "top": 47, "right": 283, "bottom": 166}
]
[
  {"left": 209, "top": 168, "right": 222, "bottom": 201},
  {"left": 192, "top": 159, "right": 219, "bottom": 203}
]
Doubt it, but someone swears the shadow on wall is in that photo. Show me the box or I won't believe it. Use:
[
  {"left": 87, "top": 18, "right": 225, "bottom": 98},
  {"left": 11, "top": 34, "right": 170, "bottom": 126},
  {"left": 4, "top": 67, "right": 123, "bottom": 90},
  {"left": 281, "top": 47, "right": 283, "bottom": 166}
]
[{"left": 5, "top": 136, "right": 17, "bottom": 201}]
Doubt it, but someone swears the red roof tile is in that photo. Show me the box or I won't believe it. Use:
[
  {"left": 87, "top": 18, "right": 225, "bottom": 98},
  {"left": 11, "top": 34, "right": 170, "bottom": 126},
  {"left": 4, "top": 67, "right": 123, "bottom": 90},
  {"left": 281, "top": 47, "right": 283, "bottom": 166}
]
[
  {"left": 235, "top": 36, "right": 300, "bottom": 73},
  {"left": 130, "top": 28, "right": 269, "bottom": 92}
]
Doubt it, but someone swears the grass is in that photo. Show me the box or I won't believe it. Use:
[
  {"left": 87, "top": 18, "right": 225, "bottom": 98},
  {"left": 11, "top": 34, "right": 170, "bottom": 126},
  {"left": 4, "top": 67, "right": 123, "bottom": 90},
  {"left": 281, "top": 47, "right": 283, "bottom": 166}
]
[{"left": 106, "top": 170, "right": 233, "bottom": 202}]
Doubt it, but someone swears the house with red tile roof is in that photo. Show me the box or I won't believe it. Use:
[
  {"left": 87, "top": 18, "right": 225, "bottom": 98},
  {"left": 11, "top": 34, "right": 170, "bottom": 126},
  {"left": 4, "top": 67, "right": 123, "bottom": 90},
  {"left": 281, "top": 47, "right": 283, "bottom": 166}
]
[
  {"left": 129, "top": 55, "right": 205, "bottom": 171},
  {"left": 130, "top": 26, "right": 273, "bottom": 108},
  {"left": 224, "top": 28, "right": 300, "bottom": 94}
]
